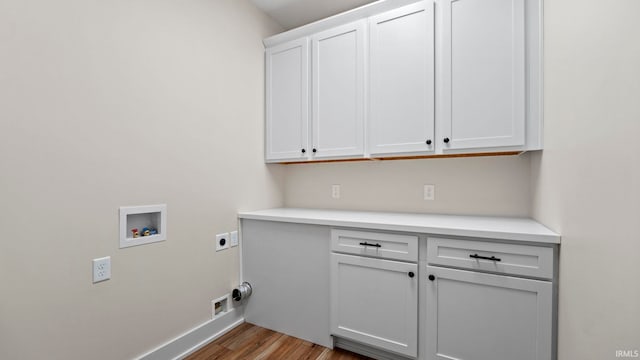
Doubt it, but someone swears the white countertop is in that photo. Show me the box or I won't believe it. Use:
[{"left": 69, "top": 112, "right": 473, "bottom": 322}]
[{"left": 238, "top": 208, "right": 560, "bottom": 244}]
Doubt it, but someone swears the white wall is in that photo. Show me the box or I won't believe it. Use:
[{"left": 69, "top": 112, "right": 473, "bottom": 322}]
[
  {"left": 2, "top": 0, "right": 638, "bottom": 359},
  {"left": 285, "top": 155, "right": 532, "bottom": 217},
  {"left": 531, "top": 0, "right": 640, "bottom": 358},
  {"left": 0, "top": 1, "right": 283, "bottom": 359}
]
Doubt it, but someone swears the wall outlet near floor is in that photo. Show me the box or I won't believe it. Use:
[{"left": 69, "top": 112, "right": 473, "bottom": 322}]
[
  {"left": 92, "top": 256, "right": 111, "bottom": 283},
  {"left": 216, "top": 233, "right": 229, "bottom": 252},
  {"left": 229, "top": 231, "right": 238, "bottom": 247},
  {"left": 332, "top": 184, "right": 341, "bottom": 199},
  {"left": 212, "top": 294, "right": 230, "bottom": 319},
  {"left": 424, "top": 184, "right": 435, "bottom": 201}
]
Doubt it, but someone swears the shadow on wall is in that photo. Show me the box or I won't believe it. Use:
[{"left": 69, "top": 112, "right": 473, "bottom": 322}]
[{"left": 283, "top": 153, "right": 532, "bottom": 217}]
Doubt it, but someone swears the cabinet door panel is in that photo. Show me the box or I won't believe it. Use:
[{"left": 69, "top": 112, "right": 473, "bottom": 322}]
[
  {"left": 440, "top": 0, "right": 525, "bottom": 151},
  {"left": 369, "top": 2, "right": 435, "bottom": 156},
  {"left": 331, "top": 253, "right": 418, "bottom": 357},
  {"left": 265, "top": 39, "right": 309, "bottom": 161},
  {"left": 312, "top": 22, "right": 365, "bottom": 158},
  {"left": 426, "top": 266, "right": 552, "bottom": 360}
]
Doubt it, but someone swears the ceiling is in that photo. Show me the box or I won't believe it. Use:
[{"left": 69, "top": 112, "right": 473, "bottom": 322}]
[{"left": 250, "top": 0, "right": 378, "bottom": 30}]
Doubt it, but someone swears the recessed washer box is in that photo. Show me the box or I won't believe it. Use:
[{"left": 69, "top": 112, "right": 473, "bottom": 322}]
[{"left": 119, "top": 204, "right": 167, "bottom": 248}]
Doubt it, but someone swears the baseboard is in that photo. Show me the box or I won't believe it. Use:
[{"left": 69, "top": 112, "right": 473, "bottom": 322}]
[{"left": 134, "top": 308, "right": 244, "bottom": 360}]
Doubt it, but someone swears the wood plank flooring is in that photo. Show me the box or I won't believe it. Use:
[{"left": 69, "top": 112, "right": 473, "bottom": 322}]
[{"left": 185, "top": 323, "right": 372, "bottom": 360}]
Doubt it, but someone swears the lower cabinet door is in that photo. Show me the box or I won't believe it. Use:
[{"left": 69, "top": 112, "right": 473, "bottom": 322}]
[
  {"left": 425, "top": 266, "right": 552, "bottom": 360},
  {"left": 331, "top": 253, "right": 418, "bottom": 357}
]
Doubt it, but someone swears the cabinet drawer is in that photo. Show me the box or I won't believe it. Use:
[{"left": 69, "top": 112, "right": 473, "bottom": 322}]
[
  {"left": 427, "top": 237, "right": 553, "bottom": 279},
  {"left": 331, "top": 229, "right": 418, "bottom": 262}
]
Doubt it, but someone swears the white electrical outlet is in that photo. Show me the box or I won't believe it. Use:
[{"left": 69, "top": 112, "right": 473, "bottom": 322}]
[
  {"left": 92, "top": 256, "right": 111, "bottom": 283},
  {"left": 216, "top": 233, "right": 229, "bottom": 252},
  {"left": 424, "top": 184, "right": 435, "bottom": 201},
  {"left": 229, "top": 231, "right": 238, "bottom": 247},
  {"left": 332, "top": 184, "right": 341, "bottom": 199}
]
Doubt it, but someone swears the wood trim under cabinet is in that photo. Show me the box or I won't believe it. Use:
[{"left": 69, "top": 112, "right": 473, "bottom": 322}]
[{"left": 278, "top": 151, "right": 522, "bottom": 164}]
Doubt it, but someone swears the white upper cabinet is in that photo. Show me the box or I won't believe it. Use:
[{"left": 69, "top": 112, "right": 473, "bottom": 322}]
[
  {"left": 311, "top": 21, "right": 366, "bottom": 159},
  {"left": 265, "top": 38, "right": 309, "bottom": 162},
  {"left": 438, "top": 0, "right": 526, "bottom": 151},
  {"left": 368, "top": 2, "right": 435, "bottom": 157},
  {"left": 263, "top": 0, "right": 542, "bottom": 162}
]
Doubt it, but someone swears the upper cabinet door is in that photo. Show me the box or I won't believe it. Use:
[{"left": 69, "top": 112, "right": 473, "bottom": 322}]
[
  {"left": 368, "top": 2, "right": 435, "bottom": 157},
  {"left": 265, "top": 38, "right": 309, "bottom": 162},
  {"left": 439, "top": 0, "right": 526, "bottom": 151},
  {"left": 311, "top": 21, "right": 365, "bottom": 159}
]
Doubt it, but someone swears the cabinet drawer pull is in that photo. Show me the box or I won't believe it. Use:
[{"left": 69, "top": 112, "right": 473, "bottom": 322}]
[
  {"left": 469, "top": 254, "right": 501, "bottom": 262},
  {"left": 359, "top": 242, "right": 381, "bottom": 248}
]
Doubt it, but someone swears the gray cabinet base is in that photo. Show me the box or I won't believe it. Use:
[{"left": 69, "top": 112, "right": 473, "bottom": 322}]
[{"left": 334, "top": 337, "right": 415, "bottom": 360}]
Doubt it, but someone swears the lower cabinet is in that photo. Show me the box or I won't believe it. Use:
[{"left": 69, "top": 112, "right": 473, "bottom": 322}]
[
  {"left": 240, "top": 219, "right": 558, "bottom": 360},
  {"left": 425, "top": 266, "right": 553, "bottom": 360},
  {"left": 331, "top": 253, "right": 418, "bottom": 358}
]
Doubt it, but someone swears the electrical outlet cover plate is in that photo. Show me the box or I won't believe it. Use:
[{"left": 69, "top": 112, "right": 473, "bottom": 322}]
[
  {"left": 424, "top": 184, "right": 435, "bottom": 201},
  {"left": 93, "top": 256, "right": 111, "bottom": 283},
  {"left": 332, "top": 184, "right": 341, "bottom": 199},
  {"left": 216, "top": 233, "right": 229, "bottom": 252},
  {"left": 230, "top": 231, "right": 238, "bottom": 247}
]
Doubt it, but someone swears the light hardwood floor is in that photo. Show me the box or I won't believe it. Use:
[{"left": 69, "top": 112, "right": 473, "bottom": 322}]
[{"left": 185, "top": 322, "right": 372, "bottom": 360}]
